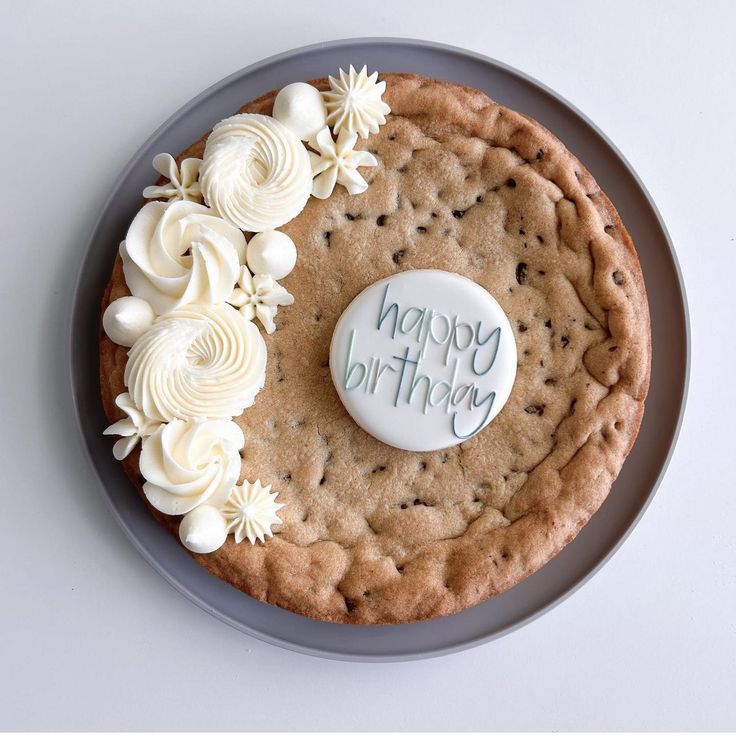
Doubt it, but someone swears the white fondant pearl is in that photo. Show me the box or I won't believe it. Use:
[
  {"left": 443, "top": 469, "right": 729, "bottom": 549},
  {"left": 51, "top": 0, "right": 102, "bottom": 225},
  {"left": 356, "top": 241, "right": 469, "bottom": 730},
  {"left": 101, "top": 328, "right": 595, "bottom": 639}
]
[
  {"left": 246, "top": 231, "right": 297, "bottom": 280},
  {"left": 272, "top": 82, "right": 328, "bottom": 141},
  {"left": 329, "top": 270, "right": 518, "bottom": 452},
  {"left": 103, "top": 296, "right": 156, "bottom": 347},
  {"left": 179, "top": 504, "right": 228, "bottom": 554}
]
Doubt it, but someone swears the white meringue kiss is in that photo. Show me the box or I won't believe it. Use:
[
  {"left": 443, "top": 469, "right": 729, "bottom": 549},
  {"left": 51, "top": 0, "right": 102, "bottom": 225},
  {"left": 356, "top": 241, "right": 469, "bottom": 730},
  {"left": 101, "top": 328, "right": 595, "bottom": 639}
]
[
  {"left": 125, "top": 303, "right": 267, "bottom": 423},
  {"left": 272, "top": 82, "right": 328, "bottom": 141},
  {"left": 141, "top": 418, "right": 244, "bottom": 516},
  {"left": 102, "top": 296, "right": 156, "bottom": 347},
  {"left": 246, "top": 230, "right": 297, "bottom": 280},
  {"left": 179, "top": 504, "right": 229, "bottom": 553},
  {"left": 121, "top": 200, "right": 246, "bottom": 316},
  {"left": 200, "top": 114, "right": 312, "bottom": 233}
]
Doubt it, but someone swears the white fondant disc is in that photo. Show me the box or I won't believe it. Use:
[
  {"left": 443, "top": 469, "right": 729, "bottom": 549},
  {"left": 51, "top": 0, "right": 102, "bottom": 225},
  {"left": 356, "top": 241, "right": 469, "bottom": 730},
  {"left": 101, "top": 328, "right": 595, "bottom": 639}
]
[{"left": 329, "top": 270, "right": 517, "bottom": 452}]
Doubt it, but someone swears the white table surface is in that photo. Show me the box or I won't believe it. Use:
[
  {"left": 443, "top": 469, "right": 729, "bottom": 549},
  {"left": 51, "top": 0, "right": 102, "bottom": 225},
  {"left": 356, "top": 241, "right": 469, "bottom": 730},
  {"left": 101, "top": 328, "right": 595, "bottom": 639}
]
[{"left": 2, "top": 0, "right": 734, "bottom": 730}]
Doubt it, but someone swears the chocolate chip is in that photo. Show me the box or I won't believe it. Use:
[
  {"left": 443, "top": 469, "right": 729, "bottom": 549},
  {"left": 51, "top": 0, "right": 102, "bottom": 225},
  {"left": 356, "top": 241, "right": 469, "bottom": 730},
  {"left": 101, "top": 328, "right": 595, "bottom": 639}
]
[
  {"left": 392, "top": 249, "right": 405, "bottom": 264},
  {"left": 506, "top": 178, "right": 517, "bottom": 188},
  {"left": 536, "top": 234, "right": 544, "bottom": 244},
  {"left": 376, "top": 214, "right": 386, "bottom": 226},
  {"left": 544, "top": 319, "right": 552, "bottom": 328},
  {"left": 516, "top": 262, "right": 528, "bottom": 285},
  {"left": 345, "top": 213, "right": 356, "bottom": 221},
  {"left": 524, "top": 404, "right": 545, "bottom": 416},
  {"left": 416, "top": 226, "right": 427, "bottom": 233},
  {"left": 561, "top": 335, "right": 570, "bottom": 348},
  {"left": 452, "top": 209, "right": 465, "bottom": 219}
]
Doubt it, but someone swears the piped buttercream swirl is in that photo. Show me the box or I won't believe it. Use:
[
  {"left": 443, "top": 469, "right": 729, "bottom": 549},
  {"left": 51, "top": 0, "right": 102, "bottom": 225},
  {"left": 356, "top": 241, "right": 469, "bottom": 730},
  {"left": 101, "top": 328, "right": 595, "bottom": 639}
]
[
  {"left": 199, "top": 114, "right": 312, "bottom": 232},
  {"left": 140, "top": 418, "right": 244, "bottom": 515},
  {"left": 124, "top": 303, "right": 267, "bottom": 423},
  {"left": 121, "top": 201, "right": 246, "bottom": 315}
]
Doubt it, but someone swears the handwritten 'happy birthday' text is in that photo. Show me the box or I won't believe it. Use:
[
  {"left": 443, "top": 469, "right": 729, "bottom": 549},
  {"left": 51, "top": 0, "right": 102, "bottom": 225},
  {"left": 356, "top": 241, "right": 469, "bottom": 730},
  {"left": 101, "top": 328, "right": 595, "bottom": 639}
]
[{"left": 342, "top": 283, "right": 503, "bottom": 439}]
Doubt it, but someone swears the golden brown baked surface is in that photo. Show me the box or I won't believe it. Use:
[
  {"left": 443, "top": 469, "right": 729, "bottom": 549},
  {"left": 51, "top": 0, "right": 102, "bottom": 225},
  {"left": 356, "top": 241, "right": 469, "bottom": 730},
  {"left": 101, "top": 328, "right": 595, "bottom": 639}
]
[{"left": 100, "top": 73, "right": 651, "bottom": 624}]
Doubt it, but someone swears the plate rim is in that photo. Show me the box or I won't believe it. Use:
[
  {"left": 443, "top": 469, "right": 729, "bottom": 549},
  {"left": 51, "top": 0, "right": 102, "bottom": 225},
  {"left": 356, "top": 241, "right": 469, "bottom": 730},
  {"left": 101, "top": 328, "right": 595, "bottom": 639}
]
[{"left": 69, "top": 36, "right": 690, "bottom": 662}]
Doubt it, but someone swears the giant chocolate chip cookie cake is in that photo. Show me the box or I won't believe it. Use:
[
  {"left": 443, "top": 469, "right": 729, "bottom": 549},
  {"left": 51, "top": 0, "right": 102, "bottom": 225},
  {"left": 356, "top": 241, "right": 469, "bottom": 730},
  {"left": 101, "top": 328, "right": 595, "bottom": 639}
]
[{"left": 99, "top": 68, "right": 651, "bottom": 624}]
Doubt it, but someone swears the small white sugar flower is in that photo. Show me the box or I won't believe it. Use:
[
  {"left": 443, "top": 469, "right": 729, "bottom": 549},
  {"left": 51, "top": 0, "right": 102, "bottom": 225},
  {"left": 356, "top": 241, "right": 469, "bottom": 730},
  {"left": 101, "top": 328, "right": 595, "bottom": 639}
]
[
  {"left": 323, "top": 65, "right": 391, "bottom": 139},
  {"left": 143, "top": 153, "right": 203, "bottom": 202},
  {"left": 227, "top": 265, "right": 294, "bottom": 334},
  {"left": 308, "top": 126, "right": 377, "bottom": 199},
  {"left": 222, "top": 480, "right": 284, "bottom": 544},
  {"left": 103, "top": 392, "right": 162, "bottom": 460}
]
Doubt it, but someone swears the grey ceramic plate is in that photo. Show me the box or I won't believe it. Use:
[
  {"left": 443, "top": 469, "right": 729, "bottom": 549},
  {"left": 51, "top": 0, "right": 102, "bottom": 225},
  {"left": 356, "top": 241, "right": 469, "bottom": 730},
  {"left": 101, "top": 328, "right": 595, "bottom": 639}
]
[{"left": 70, "top": 38, "right": 689, "bottom": 662}]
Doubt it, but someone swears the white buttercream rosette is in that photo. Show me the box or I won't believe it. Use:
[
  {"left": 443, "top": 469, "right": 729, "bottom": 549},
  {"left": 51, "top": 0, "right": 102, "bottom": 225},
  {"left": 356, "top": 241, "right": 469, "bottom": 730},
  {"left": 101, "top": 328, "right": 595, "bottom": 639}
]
[
  {"left": 140, "top": 418, "right": 244, "bottom": 515},
  {"left": 121, "top": 200, "right": 246, "bottom": 315},
  {"left": 199, "top": 113, "right": 312, "bottom": 232},
  {"left": 125, "top": 303, "right": 267, "bottom": 423}
]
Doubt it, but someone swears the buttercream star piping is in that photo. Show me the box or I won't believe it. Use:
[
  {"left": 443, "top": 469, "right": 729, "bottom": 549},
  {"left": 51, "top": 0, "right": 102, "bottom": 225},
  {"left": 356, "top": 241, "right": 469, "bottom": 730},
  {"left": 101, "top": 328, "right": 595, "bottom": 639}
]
[{"left": 102, "top": 67, "right": 390, "bottom": 553}]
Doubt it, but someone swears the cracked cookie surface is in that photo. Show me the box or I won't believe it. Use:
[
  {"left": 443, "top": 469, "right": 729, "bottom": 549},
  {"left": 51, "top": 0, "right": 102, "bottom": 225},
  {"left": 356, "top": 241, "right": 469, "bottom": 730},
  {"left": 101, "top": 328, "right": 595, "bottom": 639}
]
[{"left": 99, "top": 73, "right": 651, "bottom": 624}]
